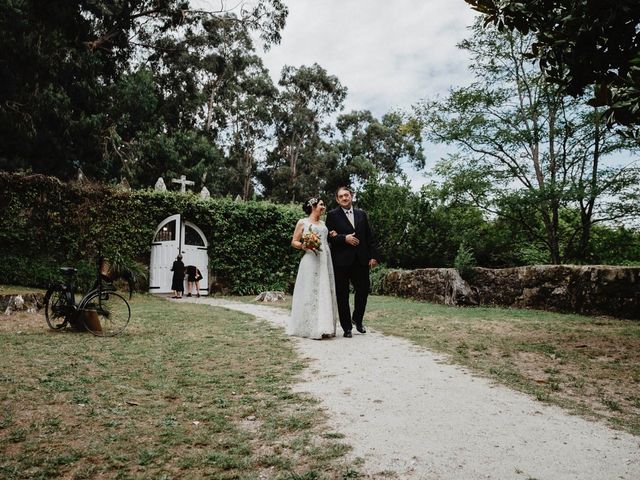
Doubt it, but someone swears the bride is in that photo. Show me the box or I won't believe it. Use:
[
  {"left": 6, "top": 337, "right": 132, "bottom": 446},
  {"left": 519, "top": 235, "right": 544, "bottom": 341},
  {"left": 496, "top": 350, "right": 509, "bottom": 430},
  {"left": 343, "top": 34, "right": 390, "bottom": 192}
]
[{"left": 287, "top": 197, "right": 338, "bottom": 339}]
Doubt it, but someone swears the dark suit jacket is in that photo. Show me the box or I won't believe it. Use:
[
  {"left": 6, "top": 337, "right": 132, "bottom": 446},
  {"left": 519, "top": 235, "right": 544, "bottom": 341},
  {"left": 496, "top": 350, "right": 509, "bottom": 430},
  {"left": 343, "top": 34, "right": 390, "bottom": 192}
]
[{"left": 326, "top": 207, "right": 379, "bottom": 267}]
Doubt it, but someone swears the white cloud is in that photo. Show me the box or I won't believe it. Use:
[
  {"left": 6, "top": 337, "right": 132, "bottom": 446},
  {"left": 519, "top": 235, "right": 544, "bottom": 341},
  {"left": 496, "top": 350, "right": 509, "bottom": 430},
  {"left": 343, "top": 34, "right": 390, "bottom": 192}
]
[
  {"left": 260, "top": 0, "right": 477, "bottom": 116},
  {"left": 193, "top": 0, "right": 479, "bottom": 189}
]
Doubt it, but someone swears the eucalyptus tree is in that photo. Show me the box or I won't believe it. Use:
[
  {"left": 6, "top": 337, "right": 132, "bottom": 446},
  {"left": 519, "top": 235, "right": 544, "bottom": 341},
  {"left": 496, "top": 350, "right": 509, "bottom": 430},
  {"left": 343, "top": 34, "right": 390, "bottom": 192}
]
[
  {"left": 143, "top": 11, "right": 278, "bottom": 197},
  {"left": 260, "top": 63, "right": 347, "bottom": 203},
  {"left": 204, "top": 18, "right": 278, "bottom": 200},
  {"left": 214, "top": 51, "right": 278, "bottom": 200},
  {"left": 328, "top": 110, "right": 425, "bottom": 192},
  {"left": 417, "top": 21, "right": 640, "bottom": 264},
  {"left": 0, "top": 0, "right": 287, "bottom": 184}
]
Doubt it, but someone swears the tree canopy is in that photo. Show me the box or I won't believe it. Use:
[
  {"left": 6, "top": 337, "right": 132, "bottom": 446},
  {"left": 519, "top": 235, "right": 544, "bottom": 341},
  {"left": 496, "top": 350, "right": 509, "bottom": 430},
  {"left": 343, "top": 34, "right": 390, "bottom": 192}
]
[
  {"left": 0, "top": 1, "right": 424, "bottom": 203},
  {"left": 2, "top": 1, "right": 639, "bottom": 268},
  {"left": 417, "top": 20, "right": 640, "bottom": 264},
  {"left": 0, "top": 0, "right": 286, "bottom": 187},
  {"left": 465, "top": 0, "right": 640, "bottom": 136}
]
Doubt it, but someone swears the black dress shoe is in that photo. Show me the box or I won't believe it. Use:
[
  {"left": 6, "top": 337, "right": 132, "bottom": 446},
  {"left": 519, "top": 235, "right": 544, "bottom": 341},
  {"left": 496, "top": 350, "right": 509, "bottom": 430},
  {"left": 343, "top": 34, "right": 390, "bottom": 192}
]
[
  {"left": 356, "top": 325, "right": 367, "bottom": 334},
  {"left": 343, "top": 331, "right": 352, "bottom": 338}
]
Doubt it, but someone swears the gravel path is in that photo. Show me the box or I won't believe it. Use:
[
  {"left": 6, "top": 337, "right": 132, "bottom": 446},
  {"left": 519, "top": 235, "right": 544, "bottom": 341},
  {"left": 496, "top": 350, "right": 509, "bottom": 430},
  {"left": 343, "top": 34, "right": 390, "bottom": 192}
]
[{"left": 178, "top": 297, "right": 640, "bottom": 480}]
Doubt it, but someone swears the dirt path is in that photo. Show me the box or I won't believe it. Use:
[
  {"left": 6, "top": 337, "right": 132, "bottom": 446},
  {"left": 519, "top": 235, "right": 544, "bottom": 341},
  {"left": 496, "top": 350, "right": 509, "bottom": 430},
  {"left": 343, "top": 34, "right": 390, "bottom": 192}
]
[{"left": 179, "top": 297, "right": 640, "bottom": 479}]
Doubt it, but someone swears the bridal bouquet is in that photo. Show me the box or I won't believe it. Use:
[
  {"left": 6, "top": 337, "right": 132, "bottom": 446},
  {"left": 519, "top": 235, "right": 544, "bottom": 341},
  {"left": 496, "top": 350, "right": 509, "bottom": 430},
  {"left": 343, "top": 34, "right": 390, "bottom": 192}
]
[{"left": 302, "top": 228, "right": 322, "bottom": 255}]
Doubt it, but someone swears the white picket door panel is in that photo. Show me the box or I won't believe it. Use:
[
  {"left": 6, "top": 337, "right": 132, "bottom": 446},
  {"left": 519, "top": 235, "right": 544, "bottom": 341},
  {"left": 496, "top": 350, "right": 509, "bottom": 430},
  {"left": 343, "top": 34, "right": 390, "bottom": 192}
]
[
  {"left": 149, "top": 214, "right": 182, "bottom": 293},
  {"left": 181, "top": 222, "right": 209, "bottom": 293}
]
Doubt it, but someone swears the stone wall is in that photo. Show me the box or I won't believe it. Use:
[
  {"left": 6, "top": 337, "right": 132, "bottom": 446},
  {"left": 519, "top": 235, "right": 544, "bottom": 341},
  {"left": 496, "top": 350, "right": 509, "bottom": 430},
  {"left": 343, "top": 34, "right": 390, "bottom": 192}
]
[
  {"left": 380, "top": 265, "right": 640, "bottom": 319},
  {"left": 1, "top": 293, "right": 44, "bottom": 315}
]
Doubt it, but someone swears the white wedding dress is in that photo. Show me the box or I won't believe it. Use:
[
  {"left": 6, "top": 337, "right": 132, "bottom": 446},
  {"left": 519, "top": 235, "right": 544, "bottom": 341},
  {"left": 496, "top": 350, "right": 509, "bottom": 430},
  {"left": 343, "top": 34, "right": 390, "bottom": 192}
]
[{"left": 287, "top": 219, "right": 338, "bottom": 339}]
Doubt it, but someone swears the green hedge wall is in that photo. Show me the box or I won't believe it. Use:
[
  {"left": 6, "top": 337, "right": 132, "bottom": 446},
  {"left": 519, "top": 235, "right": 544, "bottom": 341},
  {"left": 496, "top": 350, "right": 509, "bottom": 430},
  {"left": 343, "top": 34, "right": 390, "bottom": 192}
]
[{"left": 0, "top": 172, "right": 302, "bottom": 294}]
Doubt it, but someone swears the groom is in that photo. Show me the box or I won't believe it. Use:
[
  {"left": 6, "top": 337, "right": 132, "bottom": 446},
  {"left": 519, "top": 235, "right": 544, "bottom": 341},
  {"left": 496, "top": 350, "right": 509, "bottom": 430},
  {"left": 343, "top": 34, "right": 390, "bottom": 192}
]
[{"left": 326, "top": 186, "right": 379, "bottom": 338}]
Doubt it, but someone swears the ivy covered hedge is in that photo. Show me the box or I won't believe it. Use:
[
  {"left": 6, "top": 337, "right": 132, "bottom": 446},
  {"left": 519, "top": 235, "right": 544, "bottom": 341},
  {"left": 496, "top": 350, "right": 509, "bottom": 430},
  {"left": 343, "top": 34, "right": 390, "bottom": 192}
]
[{"left": 0, "top": 172, "right": 302, "bottom": 294}]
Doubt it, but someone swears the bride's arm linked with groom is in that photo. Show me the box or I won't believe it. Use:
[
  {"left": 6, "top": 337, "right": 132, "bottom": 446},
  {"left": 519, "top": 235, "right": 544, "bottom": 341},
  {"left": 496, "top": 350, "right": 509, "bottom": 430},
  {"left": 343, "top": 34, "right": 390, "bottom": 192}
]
[{"left": 287, "top": 188, "right": 379, "bottom": 340}]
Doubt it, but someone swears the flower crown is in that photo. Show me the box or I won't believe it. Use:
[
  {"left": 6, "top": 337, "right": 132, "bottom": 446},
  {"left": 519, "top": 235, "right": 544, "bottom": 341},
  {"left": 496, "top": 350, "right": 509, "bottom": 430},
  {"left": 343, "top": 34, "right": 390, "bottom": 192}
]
[{"left": 305, "top": 197, "right": 319, "bottom": 208}]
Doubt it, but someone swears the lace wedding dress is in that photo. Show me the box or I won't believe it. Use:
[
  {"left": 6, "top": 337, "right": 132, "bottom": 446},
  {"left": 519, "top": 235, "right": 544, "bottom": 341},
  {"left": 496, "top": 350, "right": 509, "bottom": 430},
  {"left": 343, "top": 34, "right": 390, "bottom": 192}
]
[{"left": 287, "top": 219, "right": 338, "bottom": 339}]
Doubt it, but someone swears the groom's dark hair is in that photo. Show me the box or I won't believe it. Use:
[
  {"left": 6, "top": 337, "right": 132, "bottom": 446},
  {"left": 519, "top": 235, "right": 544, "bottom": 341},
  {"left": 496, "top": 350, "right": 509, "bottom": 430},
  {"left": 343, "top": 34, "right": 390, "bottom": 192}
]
[{"left": 335, "top": 186, "right": 353, "bottom": 196}]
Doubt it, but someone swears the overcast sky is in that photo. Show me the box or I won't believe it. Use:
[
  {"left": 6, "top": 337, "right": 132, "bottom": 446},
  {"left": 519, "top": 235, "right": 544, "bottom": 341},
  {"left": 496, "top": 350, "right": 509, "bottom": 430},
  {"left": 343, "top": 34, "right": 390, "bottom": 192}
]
[
  {"left": 258, "top": 0, "right": 478, "bottom": 187},
  {"left": 196, "top": 0, "right": 480, "bottom": 187},
  {"left": 260, "top": 0, "right": 477, "bottom": 118}
]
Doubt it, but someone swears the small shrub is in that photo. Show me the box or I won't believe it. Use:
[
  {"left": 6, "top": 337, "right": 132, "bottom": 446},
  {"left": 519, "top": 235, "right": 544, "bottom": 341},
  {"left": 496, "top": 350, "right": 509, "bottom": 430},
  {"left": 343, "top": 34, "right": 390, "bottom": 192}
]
[
  {"left": 517, "top": 245, "right": 549, "bottom": 265},
  {"left": 369, "top": 264, "right": 392, "bottom": 294},
  {"left": 105, "top": 252, "right": 149, "bottom": 293},
  {"left": 454, "top": 242, "right": 476, "bottom": 280},
  {"left": 602, "top": 397, "right": 621, "bottom": 412}
]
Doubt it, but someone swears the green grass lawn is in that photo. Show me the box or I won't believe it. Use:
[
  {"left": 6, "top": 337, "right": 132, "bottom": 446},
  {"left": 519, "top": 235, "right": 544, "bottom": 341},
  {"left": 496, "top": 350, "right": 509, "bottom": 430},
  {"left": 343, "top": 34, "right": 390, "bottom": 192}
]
[
  {"left": 363, "top": 295, "right": 640, "bottom": 436},
  {"left": 0, "top": 293, "right": 356, "bottom": 480},
  {"left": 2, "top": 288, "right": 639, "bottom": 480}
]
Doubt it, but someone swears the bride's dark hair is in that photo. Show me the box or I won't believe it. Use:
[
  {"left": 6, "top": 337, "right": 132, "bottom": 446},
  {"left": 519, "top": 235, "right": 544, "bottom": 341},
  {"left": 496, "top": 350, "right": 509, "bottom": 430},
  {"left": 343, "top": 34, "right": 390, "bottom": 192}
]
[{"left": 302, "top": 197, "right": 320, "bottom": 215}]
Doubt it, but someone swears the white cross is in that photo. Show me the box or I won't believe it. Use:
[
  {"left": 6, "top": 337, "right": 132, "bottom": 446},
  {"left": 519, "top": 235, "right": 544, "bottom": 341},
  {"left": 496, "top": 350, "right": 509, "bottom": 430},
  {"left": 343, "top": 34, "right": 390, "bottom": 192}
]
[{"left": 171, "top": 175, "right": 195, "bottom": 193}]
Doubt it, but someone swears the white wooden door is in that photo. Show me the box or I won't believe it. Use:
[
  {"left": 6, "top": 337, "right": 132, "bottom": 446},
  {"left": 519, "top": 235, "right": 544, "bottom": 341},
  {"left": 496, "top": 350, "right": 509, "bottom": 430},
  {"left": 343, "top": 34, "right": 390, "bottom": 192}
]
[
  {"left": 181, "top": 222, "right": 209, "bottom": 294},
  {"left": 149, "top": 215, "right": 209, "bottom": 294},
  {"left": 149, "top": 214, "right": 182, "bottom": 293}
]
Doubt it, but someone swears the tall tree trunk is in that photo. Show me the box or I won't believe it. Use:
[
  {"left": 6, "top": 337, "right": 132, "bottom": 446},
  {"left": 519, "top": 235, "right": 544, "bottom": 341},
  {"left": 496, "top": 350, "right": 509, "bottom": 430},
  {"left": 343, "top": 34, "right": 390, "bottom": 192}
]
[
  {"left": 547, "top": 98, "right": 561, "bottom": 264},
  {"left": 531, "top": 109, "right": 561, "bottom": 264},
  {"left": 577, "top": 106, "right": 601, "bottom": 262},
  {"left": 205, "top": 75, "right": 224, "bottom": 131},
  {"left": 540, "top": 210, "right": 561, "bottom": 264},
  {"left": 287, "top": 136, "right": 302, "bottom": 203},
  {"left": 242, "top": 149, "right": 253, "bottom": 200}
]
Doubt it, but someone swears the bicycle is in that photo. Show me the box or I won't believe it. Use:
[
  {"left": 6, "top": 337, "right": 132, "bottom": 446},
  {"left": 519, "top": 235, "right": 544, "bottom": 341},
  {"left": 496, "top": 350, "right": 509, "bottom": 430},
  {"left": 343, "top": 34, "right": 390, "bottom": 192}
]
[{"left": 44, "top": 253, "right": 131, "bottom": 336}]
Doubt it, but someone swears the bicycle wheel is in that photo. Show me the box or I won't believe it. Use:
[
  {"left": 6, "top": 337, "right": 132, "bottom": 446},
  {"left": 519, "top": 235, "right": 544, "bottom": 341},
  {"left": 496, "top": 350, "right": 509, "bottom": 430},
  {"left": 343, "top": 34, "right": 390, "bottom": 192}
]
[
  {"left": 44, "top": 285, "right": 70, "bottom": 330},
  {"left": 82, "top": 291, "right": 130, "bottom": 337}
]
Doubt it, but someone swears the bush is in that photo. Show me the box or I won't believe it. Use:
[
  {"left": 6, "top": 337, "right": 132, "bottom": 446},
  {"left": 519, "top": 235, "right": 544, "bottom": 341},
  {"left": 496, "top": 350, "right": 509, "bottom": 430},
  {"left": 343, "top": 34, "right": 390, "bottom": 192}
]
[
  {"left": 0, "top": 172, "right": 302, "bottom": 294},
  {"left": 369, "top": 264, "right": 395, "bottom": 295},
  {"left": 0, "top": 255, "right": 60, "bottom": 288},
  {"left": 454, "top": 242, "right": 476, "bottom": 281}
]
